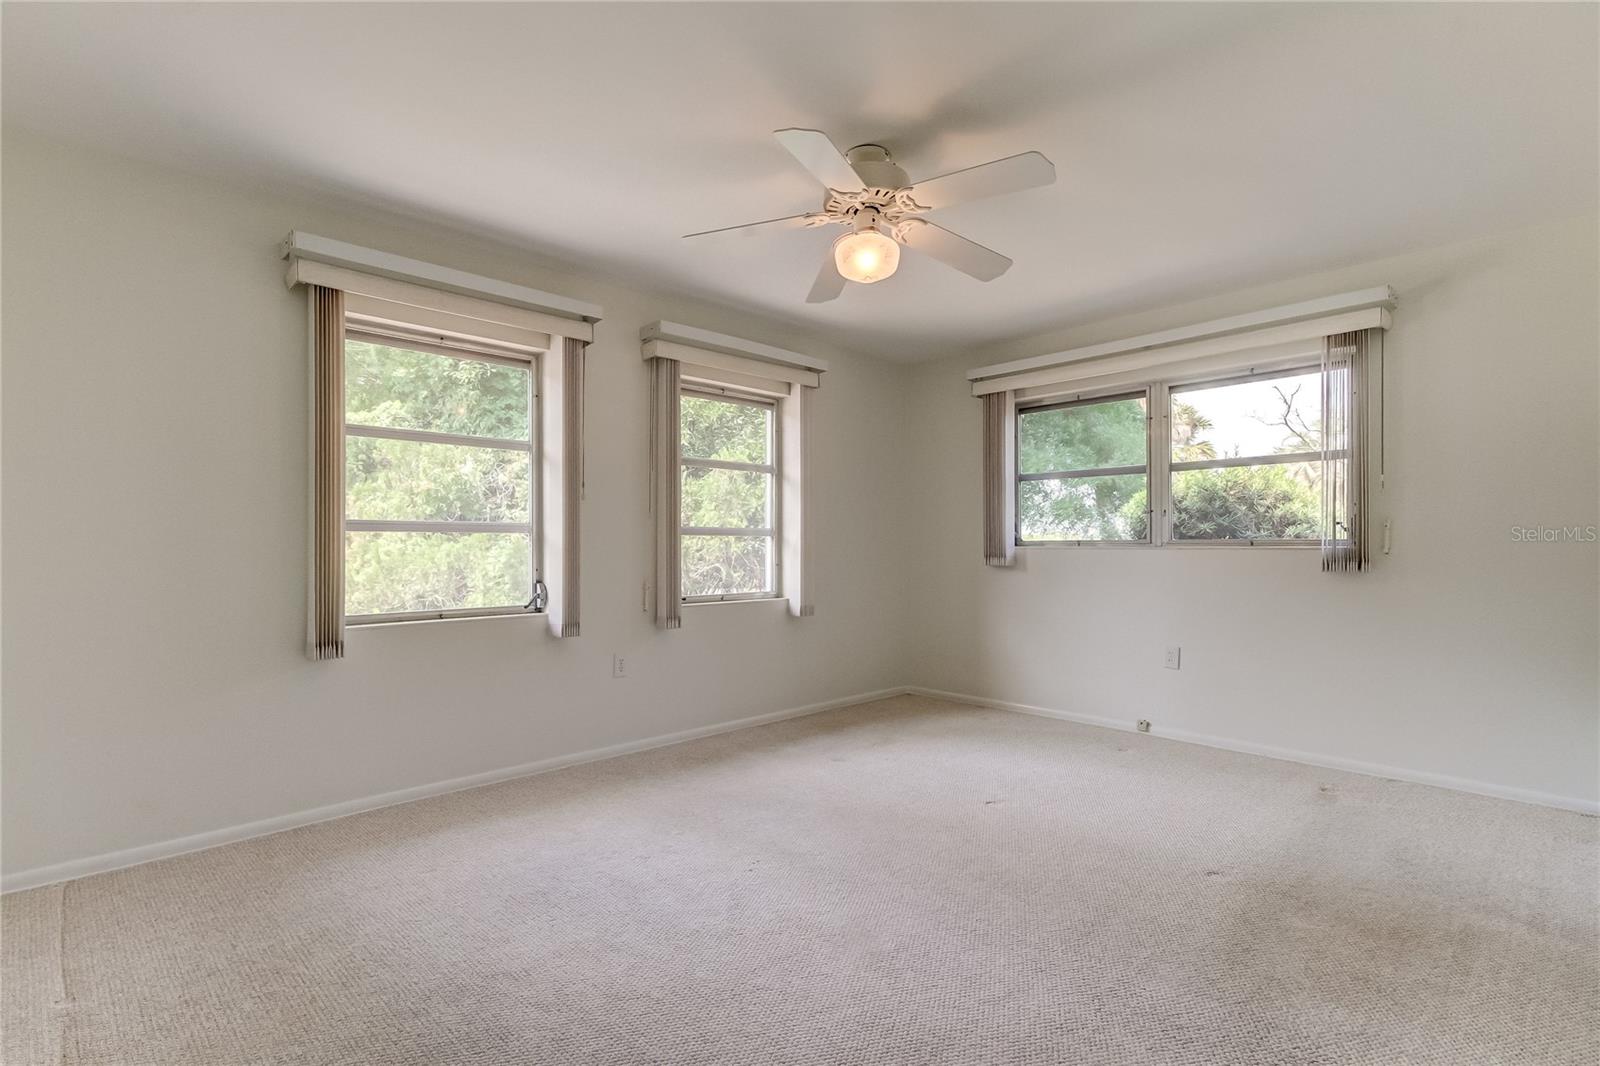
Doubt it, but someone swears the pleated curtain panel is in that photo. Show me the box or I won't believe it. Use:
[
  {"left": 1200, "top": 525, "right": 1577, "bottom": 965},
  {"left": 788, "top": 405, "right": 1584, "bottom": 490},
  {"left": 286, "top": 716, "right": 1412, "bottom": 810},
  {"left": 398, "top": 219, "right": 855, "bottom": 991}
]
[
  {"left": 650, "top": 358, "right": 683, "bottom": 629},
  {"left": 1321, "top": 329, "right": 1371, "bottom": 573},
  {"left": 982, "top": 390, "right": 1017, "bottom": 567},
  {"left": 309, "top": 285, "right": 346, "bottom": 660}
]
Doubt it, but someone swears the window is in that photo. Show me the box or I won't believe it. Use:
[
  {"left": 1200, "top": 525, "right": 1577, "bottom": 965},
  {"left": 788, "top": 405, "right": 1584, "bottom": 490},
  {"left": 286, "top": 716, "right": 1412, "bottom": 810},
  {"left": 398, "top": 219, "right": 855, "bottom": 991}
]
[
  {"left": 679, "top": 390, "right": 778, "bottom": 601},
  {"left": 343, "top": 332, "right": 539, "bottom": 621},
  {"left": 1016, "top": 392, "right": 1150, "bottom": 543},
  {"left": 1011, "top": 366, "right": 1339, "bottom": 548},
  {"left": 1168, "top": 367, "right": 1332, "bottom": 543}
]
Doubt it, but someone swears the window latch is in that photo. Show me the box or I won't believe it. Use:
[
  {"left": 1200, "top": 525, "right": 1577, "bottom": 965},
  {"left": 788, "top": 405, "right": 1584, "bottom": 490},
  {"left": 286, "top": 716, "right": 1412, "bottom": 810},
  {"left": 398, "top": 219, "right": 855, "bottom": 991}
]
[{"left": 529, "top": 579, "right": 549, "bottom": 613}]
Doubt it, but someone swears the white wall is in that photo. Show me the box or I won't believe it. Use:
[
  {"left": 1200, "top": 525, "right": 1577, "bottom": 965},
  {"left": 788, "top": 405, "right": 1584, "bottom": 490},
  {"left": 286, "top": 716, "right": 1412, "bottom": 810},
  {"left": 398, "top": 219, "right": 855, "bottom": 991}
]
[
  {"left": 0, "top": 133, "right": 912, "bottom": 877},
  {"left": 903, "top": 216, "right": 1600, "bottom": 808},
  {"left": 5, "top": 131, "right": 1596, "bottom": 883}
]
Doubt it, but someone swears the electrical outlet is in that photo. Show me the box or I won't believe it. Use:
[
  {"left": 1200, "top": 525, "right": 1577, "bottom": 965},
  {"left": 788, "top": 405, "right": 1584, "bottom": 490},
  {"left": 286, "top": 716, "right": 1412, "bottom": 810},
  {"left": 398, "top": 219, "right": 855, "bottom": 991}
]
[
  {"left": 612, "top": 654, "right": 627, "bottom": 679},
  {"left": 1137, "top": 719, "right": 1152, "bottom": 733},
  {"left": 1164, "top": 646, "right": 1181, "bottom": 670}
]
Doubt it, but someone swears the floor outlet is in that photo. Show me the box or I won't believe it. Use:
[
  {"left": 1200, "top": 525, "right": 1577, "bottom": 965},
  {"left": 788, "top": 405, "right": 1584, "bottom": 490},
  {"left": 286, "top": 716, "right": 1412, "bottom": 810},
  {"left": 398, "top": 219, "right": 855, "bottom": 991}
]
[{"left": 1137, "top": 720, "right": 1152, "bottom": 733}]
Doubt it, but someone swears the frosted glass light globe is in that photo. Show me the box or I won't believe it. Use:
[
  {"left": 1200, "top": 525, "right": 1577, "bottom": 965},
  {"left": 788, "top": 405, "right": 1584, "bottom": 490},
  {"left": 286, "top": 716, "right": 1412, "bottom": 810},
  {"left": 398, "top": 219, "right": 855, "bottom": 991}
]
[{"left": 833, "top": 229, "right": 900, "bottom": 284}]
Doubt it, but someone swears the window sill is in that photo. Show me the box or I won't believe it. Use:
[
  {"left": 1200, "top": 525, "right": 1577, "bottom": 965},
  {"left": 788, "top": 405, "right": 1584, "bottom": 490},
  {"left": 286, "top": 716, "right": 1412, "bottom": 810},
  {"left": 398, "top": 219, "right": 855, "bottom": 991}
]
[
  {"left": 347, "top": 610, "right": 544, "bottom": 629},
  {"left": 1162, "top": 540, "right": 1320, "bottom": 549},
  {"left": 1017, "top": 540, "right": 1320, "bottom": 550},
  {"left": 1018, "top": 540, "right": 1151, "bottom": 549}
]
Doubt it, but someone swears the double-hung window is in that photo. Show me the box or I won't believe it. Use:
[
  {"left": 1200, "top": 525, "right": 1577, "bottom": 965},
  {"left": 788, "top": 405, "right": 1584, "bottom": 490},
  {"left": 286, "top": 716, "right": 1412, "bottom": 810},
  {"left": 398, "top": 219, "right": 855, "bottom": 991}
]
[
  {"left": 1016, "top": 391, "right": 1151, "bottom": 543},
  {"left": 343, "top": 332, "right": 539, "bottom": 622},
  {"left": 1166, "top": 367, "right": 1331, "bottom": 543},
  {"left": 679, "top": 389, "right": 779, "bottom": 601}
]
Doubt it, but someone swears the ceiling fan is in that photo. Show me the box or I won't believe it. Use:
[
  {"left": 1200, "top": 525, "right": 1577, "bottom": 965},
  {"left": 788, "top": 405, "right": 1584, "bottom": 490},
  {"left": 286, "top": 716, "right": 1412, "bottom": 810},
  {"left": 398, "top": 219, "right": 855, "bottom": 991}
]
[{"left": 684, "top": 128, "right": 1056, "bottom": 303}]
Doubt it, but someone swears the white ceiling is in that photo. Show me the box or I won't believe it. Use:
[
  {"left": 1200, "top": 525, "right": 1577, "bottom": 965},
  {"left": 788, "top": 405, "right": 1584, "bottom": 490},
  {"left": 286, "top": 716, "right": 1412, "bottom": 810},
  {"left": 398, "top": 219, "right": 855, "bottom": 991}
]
[{"left": 4, "top": 3, "right": 1595, "bottom": 361}]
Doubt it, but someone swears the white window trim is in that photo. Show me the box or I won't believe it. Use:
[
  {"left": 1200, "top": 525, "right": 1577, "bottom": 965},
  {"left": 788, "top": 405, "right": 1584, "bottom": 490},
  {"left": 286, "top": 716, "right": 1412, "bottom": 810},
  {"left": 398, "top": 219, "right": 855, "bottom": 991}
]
[
  {"left": 969, "top": 288, "right": 1392, "bottom": 396},
  {"left": 343, "top": 327, "right": 545, "bottom": 626},
  {"left": 642, "top": 320, "right": 828, "bottom": 376},
  {"left": 283, "top": 231, "right": 601, "bottom": 338},
  {"left": 679, "top": 386, "right": 783, "bottom": 604}
]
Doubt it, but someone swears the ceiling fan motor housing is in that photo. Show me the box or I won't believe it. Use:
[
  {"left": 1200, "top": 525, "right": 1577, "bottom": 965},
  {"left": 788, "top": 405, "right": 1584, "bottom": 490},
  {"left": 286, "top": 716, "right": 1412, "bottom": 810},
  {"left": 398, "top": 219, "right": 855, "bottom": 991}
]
[
  {"left": 821, "top": 146, "right": 928, "bottom": 240},
  {"left": 844, "top": 144, "right": 910, "bottom": 190}
]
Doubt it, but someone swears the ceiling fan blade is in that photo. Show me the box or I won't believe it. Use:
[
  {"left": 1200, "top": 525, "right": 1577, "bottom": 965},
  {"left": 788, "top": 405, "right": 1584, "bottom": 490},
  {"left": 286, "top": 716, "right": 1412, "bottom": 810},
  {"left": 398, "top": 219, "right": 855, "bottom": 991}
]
[
  {"left": 806, "top": 252, "right": 846, "bottom": 304},
  {"left": 774, "top": 128, "right": 866, "bottom": 193},
  {"left": 899, "top": 221, "right": 1013, "bottom": 281},
  {"left": 906, "top": 152, "right": 1055, "bottom": 212},
  {"left": 683, "top": 213, "right": 824, "bottom": 239}
]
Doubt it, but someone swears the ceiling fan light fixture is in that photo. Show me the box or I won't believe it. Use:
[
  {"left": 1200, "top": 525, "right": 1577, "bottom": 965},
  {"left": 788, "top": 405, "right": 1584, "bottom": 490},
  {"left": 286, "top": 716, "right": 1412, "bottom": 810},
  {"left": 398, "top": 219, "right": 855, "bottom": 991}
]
[
  {"left": 832, "top": 213, "right": 900, "bottom": 284},
  {"left": 685, "top": 129, "right": 1055, "bottom": 302}
]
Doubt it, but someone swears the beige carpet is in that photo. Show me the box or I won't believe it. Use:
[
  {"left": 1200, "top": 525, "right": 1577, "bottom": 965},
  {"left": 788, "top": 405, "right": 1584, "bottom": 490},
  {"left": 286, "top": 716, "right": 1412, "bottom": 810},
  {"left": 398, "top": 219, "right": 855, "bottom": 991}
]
[{"left": 3, "top": 695, "right": 1596, "bottom": 1065}]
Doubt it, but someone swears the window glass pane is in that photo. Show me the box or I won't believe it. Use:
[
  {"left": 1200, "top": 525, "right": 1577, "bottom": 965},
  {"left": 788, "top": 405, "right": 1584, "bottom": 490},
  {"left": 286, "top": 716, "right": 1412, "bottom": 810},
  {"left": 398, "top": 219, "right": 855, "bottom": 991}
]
[
  {"left": 1019, "top": 474, "right": 1148, "bottom": 541},
  {"left": 346, "top": 531, "right": 531, "bottom": 615},
  {"left": 681, "top": 466, "right": 770, "bottom": 530},
  {"left": 1018, "top": 395, "right": 1147, "bottom": 474},
  {"left": 1172, "top": 371, "right": 1321, "bottom": 462},
  {"left": 347, "top": 437, "right": 530, "bottom": 523},
  {"left": 681, "top": 535, "right": 771, "bottom": 598},
  {"left": 681, "top": 394, "right": 770, "bottom": 463},
  {"left": 346, "top": 339, "right": 529, "bottom": 441},
  {"left": 1171, "top": 462, "right": 1329, "bottom": 540}
]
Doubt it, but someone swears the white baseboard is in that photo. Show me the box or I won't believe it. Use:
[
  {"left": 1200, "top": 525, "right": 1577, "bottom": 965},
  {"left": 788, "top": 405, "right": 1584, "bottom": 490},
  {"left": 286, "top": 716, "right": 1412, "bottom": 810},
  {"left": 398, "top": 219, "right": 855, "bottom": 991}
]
[
  {"left": 9, "top": 683, "right": 1590, "bottom": 894},
  {"left": 0, "top": 687, "right": 911, "bottom": 895},
  {"left": 905, "top": 686, "right": 1600, "bottom": 816}
]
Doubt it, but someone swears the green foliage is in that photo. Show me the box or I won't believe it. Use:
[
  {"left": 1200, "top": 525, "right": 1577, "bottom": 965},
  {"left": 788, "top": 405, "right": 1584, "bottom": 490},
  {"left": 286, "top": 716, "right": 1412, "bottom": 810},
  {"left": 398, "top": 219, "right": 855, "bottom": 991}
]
[
  {"left": 1017, "top": 396, "right": 1146, "bottom": 540},
  {"left": 345, "top": 532, "right": 530, "bottom": 616},
  {"left": 1170, "top": 401, "right": 1216, "bottom": 461},
  {"left": 681, "top": 395, "right": 768, "bottom": 463},
  {"left": 1022, "top": 475, "right": 1147, "bottom": 541},
  {"left": 347, "top": 438, "right": 528, "bottom": 523},
  {"left": 1169, "top": 465, "right": 1321, "bottom": 540},
  {"left": 681, "top": 467, "right": 768, "bottom": 529},
  {"left": 1122, "top": 464, "right": 1322, "bottom": 541},
  {"left": 346, "top": 340, "right": 528, "bottom": 439},
  {"left": 679, "top": 394, "right": 774, "bottom": 597},
  {"left": 343, "top": 341, "right": 533, "bottom": 615},
  {"left": 681, "top": 535, "right": 769, "bottom": 598},
  {"left": 1018, "top": 396, "right": 1146, "bottom": 474}
]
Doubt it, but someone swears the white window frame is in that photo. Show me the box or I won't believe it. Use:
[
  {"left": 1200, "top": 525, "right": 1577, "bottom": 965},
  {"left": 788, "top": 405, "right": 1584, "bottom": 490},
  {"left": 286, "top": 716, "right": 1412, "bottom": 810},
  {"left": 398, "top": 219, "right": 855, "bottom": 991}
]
[
  {"left": 1160, "top": 364, "right": 1331, "bottom": 548},
  {"left": 343, "top": 326, "right": 544, "bottom": 624},
  {"left": 1015, "top": 363, "right": 1332, "bottom": 550},
  {"left": 1015, "top": 386, "right": 1154, "bottom": 547},
  {"left": 679, "top": 385, "right": 782, "bottom": 603}
]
